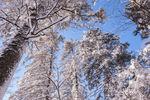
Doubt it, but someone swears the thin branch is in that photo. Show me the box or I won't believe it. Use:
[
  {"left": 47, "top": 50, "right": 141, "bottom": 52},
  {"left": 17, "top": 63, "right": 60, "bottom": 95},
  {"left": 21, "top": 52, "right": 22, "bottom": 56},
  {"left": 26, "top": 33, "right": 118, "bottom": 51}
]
[
  {"left": 131, "top": 0, "right": 150, "bottom": 13},
  {"left": 33, "top": 41, "right": 40, "bottom": 50},
  {"left": 1, "top": 9, "right": 16, "bottom": 21},
  {"left": 62, "top": 8, "right": 88, "bottom": 17},
  {"left": 21, "top": 0, "right": 24, "bottom": 8},
  {"left": 48, "top": 0, "right": 60, "bottom": 14},
  {"left": 55, "top": 13, "right": 63, "bottom": 17},
  {"left": 1, "top": 10, "right": 9, "bottom": 17},
  {"left": 15, "top": 1, "right": 27, "bottom": 24},
  {"left": 38, "top": 0, "right": 60, "bottom": 20},
  {"left": 48, "top": 6, "right": 63, "bottom": 17},
  {"left": 62, "top": 8, "right": 75, "bottom": 13},
  {"left": 25, "top": 4, "right": 30, "bottom": 25},
  {"left": 35, "top": 16, "right": 68, "bottom": 35},
  {"left": 34, "top": 0, "right": 38, "bottom": 11},
  {"left": 15, "top": 8, "right": 21, "bottom": 25},
  {"left": 0, "top": 16, "right": 20, "bottom": 28},
  {"left": 48, "top": 77, "right": 61, "bottom": 100},
  {"left": 30, "top": 21, "right": 38, "bottom": 35},
  {"left": 15, "top": 15, "right": 20, "bottom": 25},
  {"left": 58, "top": 79, "right": 66, "bottom": 88},
  {"left": 27, "top": 33, "right": 45, "bottom": 39}
]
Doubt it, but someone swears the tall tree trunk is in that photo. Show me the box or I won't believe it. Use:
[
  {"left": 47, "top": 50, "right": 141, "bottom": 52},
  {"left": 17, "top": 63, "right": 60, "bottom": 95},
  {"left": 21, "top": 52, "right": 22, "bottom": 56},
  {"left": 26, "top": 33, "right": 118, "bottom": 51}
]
[
  {"left": 0, "top": 24, "right": 29, "bottom": 99},
  {"left": 46, "top": 47, "right": 54, "bottom": 100},
  {"left": 72, "top": 71, "right": 79, "bottom": 100}
]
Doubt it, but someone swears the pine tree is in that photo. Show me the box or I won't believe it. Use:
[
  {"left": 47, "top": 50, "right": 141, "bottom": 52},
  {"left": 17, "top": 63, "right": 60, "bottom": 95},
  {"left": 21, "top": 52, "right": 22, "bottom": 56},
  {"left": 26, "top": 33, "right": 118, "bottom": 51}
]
[
  {"left": 60, "top": 28, "right": 132, "bottom": 99},
  {"left": 108, "top": 44, "right": 150, "bottom": 100},
  {"left": 61, "top": 40, "right": 88, "bottom": 100},
  {"left": 75, "top": 28, "right": 132, "bottom": 99},
  {"left": 125, "top": 0, "right": 150, "bottom": 38}
]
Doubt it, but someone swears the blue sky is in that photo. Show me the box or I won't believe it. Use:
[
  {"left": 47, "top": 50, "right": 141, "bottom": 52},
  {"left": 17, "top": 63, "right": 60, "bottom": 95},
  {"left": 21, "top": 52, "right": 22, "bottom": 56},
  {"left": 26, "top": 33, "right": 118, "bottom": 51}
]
[
  {"left": 59, "top": 0, "right": 145, "bottom": 51},
  {"left": 2, "top": 0, "right": 146, "bottom": 99}
]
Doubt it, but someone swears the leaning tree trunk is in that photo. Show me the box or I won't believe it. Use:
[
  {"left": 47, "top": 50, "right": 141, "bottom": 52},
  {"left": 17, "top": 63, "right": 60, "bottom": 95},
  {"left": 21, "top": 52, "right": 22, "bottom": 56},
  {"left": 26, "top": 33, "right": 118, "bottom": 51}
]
[{"left": 0, "top": 24, "right": 29, "bottom": 99}]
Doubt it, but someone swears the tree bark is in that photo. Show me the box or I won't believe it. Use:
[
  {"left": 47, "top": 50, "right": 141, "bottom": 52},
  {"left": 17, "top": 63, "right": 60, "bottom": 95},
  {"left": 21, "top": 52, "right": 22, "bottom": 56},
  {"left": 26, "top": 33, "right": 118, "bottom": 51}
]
[{"left": 0, "top": 24, "right": 29, "bottom": 99}]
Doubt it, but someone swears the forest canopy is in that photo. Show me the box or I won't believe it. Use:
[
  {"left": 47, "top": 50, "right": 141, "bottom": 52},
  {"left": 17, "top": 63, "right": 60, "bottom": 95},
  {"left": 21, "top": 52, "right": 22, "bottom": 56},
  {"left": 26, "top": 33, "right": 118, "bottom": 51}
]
[{"left": 0, "top": 0, "right": 149, "bottom": 100}]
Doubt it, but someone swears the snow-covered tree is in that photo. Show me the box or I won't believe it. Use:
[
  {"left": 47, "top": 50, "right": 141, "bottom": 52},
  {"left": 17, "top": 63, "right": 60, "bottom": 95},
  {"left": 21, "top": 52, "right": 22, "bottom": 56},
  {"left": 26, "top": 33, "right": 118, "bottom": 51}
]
[
  {"left": 9, "top": 30, "right": 61, "bottom": 100},
  {"left": 60, "top": 40, "right": 88, "bottom": 100},
  {"left": 59, "top": 28, "right": 132, "bottom": 99},
  {"left": 107, "top": 44, "right": 150, "bottom": 100},
  {"left": 125, "top": 0, "right": 150, "bottom": 38},
  {"left": 75, "top": 28, "right": 132, "bottom": 99},
  {"left": 0, "top": 0, "right": 105, "bottom": 98},
  {"left": 0, "top": 24, "right": 30, "bottom": 99},
  {"left": 4, "top": 0, "right": 150, "bottom": 100}
]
